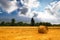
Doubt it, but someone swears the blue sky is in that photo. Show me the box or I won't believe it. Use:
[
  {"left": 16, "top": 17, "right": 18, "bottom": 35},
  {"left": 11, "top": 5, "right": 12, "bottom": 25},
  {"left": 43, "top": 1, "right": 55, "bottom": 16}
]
[{"left": 0, "top": 0, "right": 60, "bottom": 24}]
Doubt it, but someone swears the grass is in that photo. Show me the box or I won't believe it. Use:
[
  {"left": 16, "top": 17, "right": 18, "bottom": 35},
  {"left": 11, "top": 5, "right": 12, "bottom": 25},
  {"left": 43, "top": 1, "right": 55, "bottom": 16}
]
[{"left": 0, "top": 26, "right": 60, "bottom": 40}]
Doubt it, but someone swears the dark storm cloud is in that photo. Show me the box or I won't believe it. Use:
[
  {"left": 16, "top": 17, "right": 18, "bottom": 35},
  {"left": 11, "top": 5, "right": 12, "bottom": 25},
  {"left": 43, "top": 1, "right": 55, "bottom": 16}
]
[
  {"left": 0, "top": 0, "right": 9, "bottom": 8},
  {"left": 0, "top": 0, "right": 18, "bottom": 13},
  {"left": 33, "top": 13, "right": 38, "bottom": 17},
  {"left": 20, "top": 7, "right": 28, "bottom": 15}
]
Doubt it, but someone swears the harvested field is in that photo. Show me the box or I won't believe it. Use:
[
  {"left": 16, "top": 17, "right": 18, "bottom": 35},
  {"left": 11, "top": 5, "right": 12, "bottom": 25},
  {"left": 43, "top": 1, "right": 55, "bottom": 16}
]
[{"left": 0, "top": 26, "right": 60, "bottom": 40}]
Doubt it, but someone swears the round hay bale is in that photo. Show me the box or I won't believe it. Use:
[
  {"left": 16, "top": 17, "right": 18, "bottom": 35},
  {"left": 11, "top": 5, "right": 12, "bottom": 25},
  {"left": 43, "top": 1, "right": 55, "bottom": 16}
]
[{"left": 38, "top": 25, "right": 48, "bottom": 34}]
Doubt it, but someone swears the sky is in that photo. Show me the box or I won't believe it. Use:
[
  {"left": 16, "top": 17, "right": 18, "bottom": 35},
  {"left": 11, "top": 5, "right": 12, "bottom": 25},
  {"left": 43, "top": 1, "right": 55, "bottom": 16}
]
[{"left": 0, "top": 0, "right": 60, "bottom": 24}]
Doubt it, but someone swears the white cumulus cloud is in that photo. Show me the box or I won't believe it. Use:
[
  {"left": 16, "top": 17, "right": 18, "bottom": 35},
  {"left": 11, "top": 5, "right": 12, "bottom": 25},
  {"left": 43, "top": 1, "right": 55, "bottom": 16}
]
[
  {"left": 18, "top": 0, "right": 60, "bottom": 24},
  {"left": 21, "top": 0, "right": 40, "bottom": 8},
  {"left": 37, "top": 1, "right": 60, "bottom": 24},
  {"left": 18, "top": 0, "right": 40, "bottom": 17},
  {"left": 0, "top": 0, "right": 18, "bottom": 13}
]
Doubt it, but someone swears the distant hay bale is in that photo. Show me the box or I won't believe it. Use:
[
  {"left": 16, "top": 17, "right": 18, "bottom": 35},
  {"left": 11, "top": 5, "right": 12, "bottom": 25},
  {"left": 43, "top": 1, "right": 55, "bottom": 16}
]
[{"left": 38, "top": 25, "right": 48, "bottom": 34}]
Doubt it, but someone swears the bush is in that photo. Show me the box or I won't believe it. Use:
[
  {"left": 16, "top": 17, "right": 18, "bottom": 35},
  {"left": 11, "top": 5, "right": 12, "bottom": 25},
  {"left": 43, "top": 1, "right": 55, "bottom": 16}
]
[{"left": 38, "top": 25, "right": 48, "bottom": 34}]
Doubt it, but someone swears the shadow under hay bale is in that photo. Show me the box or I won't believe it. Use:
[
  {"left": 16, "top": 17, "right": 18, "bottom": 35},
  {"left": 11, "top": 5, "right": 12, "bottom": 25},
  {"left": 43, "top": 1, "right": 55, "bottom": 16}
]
[{"left": 38, "top": 25, "right": 48, "bottom": 34}]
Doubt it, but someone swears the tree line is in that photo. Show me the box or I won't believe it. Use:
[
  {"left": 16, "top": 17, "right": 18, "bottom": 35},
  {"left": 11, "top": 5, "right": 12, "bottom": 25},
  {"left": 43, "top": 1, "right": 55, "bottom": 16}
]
[{"left": 0, "top": 18, "right": 53, "bottom": 26}]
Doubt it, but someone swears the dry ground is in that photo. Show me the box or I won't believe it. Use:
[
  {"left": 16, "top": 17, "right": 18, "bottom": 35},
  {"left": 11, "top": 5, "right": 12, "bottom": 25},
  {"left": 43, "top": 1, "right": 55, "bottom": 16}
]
[{"left": 0, "top": 26, "right": 60, "bottom": 40}]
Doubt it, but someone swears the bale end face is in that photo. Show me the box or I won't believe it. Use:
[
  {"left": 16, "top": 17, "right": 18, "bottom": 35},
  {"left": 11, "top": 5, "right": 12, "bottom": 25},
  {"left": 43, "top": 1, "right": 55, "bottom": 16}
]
[{"left": 38, "top": 25, "right": 48, "bottom": 34}]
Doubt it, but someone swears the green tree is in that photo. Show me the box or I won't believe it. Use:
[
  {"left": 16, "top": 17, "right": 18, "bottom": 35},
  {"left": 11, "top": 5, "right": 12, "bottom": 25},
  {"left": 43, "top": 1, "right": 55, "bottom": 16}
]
[
  {"left": 5, "top": 22, "right": 10, "bottom": 26},
  {"left": 31, "top": 18, "right": 35, "bottom": 26},
  {"left": 11, "top": 18, "right": 15, "bottom": 26},
  {"left": 0, "top": 21, "right": 5, "bottom": 26},
  {"left": 39, "top": 22, "right": 52, "bottom": 26},
  {"left": 17, "top": 22, "right": 23, "bottom": 26}
]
